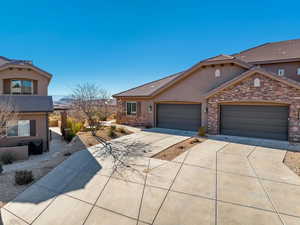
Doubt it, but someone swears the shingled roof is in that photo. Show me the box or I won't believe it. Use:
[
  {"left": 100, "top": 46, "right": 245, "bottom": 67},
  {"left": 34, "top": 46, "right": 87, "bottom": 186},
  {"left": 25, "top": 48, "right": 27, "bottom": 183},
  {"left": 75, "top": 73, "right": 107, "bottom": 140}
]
[
  {"left": 113, "top": 72, "right": 184, "bottom": 97},
  {"left": 234, "top": 39, "right": 300, "bottom": 63},
  {"left": 0, "top": 96, "right": 53, "bottom": 112}
]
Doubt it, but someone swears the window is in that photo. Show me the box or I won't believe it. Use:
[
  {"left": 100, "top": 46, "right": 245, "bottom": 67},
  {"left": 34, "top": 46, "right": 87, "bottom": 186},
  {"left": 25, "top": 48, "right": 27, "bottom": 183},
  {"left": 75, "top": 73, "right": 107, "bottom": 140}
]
[
  {"left": 126, "top": 102, "right": 137, "bottom": 115},
  {"left": 11, "top": 80, "right": 33, "bottom": 95},
  {"left": 7, "top": 120, "right": 31, "bottom": 137},
  {"left": 215, "top": 69, "right": 221, "bottom": 77},
  {"left": 278, "top": 69, "right": 285, "bottom": 76},
  {"left": 297, "top": 68, "right": 300, "bottom": 75}
]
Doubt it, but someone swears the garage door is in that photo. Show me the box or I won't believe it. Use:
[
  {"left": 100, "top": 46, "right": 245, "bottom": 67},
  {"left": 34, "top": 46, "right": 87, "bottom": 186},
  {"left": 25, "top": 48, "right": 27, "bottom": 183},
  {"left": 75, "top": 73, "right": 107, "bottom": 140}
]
[
  {"left": 156, "top": 104, "right": 201, "bottom": 131},
  {"left": 220, "top": 105, "right": 289, "bottom": 140}
]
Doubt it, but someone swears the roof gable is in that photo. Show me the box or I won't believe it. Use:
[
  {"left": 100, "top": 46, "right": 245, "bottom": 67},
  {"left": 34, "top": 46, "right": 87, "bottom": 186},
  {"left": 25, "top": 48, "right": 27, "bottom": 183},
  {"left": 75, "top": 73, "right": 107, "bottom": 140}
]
[
  {"left": 0, "top": 62, "right": 52, "bottom": 80},
  {"left": 114, "top": 57, "right": 251, "bottom": 98},
  {"left": 205, "top": 67, "right": 300, "bottom": 98}
]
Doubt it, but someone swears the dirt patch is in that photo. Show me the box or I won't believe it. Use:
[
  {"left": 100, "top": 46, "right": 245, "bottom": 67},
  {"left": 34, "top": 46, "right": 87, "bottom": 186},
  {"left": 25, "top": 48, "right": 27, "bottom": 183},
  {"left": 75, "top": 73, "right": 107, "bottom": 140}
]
[
  {"left": 152, "top": 138, "right": 204, "bottom": 161},
  {"left": 0, "top": 166, "right": 56, "bottom": 208},
  {"left": 284, "top": 151, "right": 300, "bottom": 176},
  {"left": 68, "top": 126, "right": 132, "bottom": 153}
]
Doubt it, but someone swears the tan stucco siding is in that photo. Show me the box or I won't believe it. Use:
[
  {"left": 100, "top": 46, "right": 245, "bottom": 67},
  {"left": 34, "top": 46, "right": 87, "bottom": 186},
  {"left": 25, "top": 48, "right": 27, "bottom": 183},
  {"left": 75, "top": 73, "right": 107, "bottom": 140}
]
[
  {"left": 0, "top": 68, "right": 50, "bottom": 95},
  {"left": 153, "top": 64, "right": 246, "bottom": 102},
  {"left": 116, "top": 64, "right": 246, "bottom": 128},
  {"left": 0, "top": 113, "right": 49, "bottom": 151},
  {"left": 260, "top": 61, "right": 300, "bottom": 82}
]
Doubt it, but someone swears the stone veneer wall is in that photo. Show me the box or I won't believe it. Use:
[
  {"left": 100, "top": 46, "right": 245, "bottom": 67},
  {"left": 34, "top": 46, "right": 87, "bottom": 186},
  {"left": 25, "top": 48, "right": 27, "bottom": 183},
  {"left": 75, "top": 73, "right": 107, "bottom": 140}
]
[
  {"left": 207, "top": 73, "right": 300, "bottom": 142},
  {"left": 116, "top": 99, "right": 154, "bottom": 127}
]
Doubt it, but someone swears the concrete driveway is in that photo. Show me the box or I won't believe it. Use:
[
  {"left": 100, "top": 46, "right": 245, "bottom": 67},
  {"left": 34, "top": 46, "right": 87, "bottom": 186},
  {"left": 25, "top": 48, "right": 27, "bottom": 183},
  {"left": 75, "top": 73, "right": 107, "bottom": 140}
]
[{"left": 1, "top": 131, "right": 300, "bottom": 225}]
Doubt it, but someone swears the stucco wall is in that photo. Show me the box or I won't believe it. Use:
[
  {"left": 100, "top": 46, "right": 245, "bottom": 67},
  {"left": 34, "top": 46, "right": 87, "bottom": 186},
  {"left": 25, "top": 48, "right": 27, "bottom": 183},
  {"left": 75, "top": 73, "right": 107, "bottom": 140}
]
[
  {"left": 260, "top": 61, "right": 300, "bottom": 82},
  {"left": 0, "top": 113, "right": 49, "bottom": 151},
  {"left": 0, "top": 68, "right": 50, "bottom": 95},
  {"left": 207, "top": 73, "right": 300, "bottom": 142},
  {"left": 116, "top": 64, "right": 246, "bottom": 128}
]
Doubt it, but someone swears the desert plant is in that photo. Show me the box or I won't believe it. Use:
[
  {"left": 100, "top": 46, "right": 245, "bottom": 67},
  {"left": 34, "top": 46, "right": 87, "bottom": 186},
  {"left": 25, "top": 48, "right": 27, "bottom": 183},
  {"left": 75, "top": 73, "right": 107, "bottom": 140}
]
[
  {"left": 0, "top": 163, "right": 3, "bottom": 174},
  {"left": 66, "top": 132, "right": 76, "bottom": 142},
  {"left": 198, "top": 126, "right": 206, "bottom": 137},
  {"left": 117, "top": 127, "right": 127, "bottom": 134},
  {"left": 15, "top": 170, "right": 34, "bottom": 185},
  {"left": 67, "top": 119, "right": 83, "bottom": 134},
  {"left": 1, "top": 152, "right": 15, "bottom": 165},
  {"left": 190, "top": 138, "right": 201, "bottom": 144},
  {"left": 108, "top": 127, "right": 117, "bottom": 138}
]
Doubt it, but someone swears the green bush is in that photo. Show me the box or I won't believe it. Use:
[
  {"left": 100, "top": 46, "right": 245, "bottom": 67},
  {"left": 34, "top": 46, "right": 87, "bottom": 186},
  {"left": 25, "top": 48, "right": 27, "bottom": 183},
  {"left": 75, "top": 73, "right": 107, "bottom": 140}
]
[
  {"left": 66, "top": 132, "right": 76, "bottom": 142},
  {"left": 108, "top": 127, "right": 117, "bottom": 138},
  {"left": 198, "top": 126, "right": 206, "bottom": 137},
  {"left": 110, "top": 125, "right": 116, "bottom": 130},
  {"left": 1, "top": 152, "right": 15, "bottom": 165},
  {"left": 67, "top": 119, "right": 83, "bottom": 134},
  {"left": 0, "top": 163, "right": 3, "bottom": 174},
  {"left": 15, "top": 170, "right": 34, "bottom": 185}
]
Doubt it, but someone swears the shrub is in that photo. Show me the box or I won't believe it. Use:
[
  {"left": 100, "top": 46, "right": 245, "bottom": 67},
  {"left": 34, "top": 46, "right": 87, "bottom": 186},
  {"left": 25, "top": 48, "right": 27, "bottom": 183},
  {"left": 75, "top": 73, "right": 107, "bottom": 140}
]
[
  {"left": 100, "top": 115, "right": 107, "bottom": 121},
  {"left": 198, "top": 126, "right": 206, "bottom": 137},
  {"left": 15, "top": 170, "right": 34, "bottom": 185},
  {"left": 108, "top": 127, "right": 117, "bottom": 138},
  {"left": 66, "top": 132, "right": 76, "bottom": 142},
  {"left": 67, "top": 119, "right": 83, "bottom": 134},
  {"left": 190, "top": 138, "right": 201, "bottom": 144},
  {"left": 64, "top": 152, "right": 72, "bottom": 157},
  {"left": 117, "top": 127, "right": 127, "bottom": 134},
  {"left": 0, "top": 163, "right": 3, "bottom": 174},
  {"left": 110, "top": 125, "right": 116, "bottom": 130},
  {"left": 1, "top": 152, "right": 15, "bottom": 165}
]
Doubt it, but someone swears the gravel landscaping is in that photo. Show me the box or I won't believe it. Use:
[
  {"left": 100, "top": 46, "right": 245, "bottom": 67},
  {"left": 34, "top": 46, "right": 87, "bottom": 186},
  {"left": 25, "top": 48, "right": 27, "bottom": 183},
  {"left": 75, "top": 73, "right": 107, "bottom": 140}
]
[{"left": 284, "top": 151, "right": 300, "bottom": 176}]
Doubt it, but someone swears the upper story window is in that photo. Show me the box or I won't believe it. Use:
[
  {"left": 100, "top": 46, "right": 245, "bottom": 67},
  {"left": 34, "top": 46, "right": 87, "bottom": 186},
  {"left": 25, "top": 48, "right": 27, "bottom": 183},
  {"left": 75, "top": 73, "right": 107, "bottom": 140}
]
[
  {"left": 11, "top": 80, "right": 33, "bottom": 95},
  {"left": 277, "top": 69, "right": 285, "bottom": 76},
  {"left": 297, "top": 68, "right": 300, "bottom": 75},
  {"left": 126, "top": 102, "right": 137, "bottom": 115}
]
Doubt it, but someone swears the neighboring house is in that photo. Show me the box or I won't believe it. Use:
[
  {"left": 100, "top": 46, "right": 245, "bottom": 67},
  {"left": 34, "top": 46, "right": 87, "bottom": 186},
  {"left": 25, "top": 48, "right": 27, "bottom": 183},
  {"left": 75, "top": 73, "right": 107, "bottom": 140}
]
[
  {"left": 113, "top": 39, "right": 300, "bottom": 142},
  {"left": 0, "top": 56, "right": 53, "bottom": 152}
]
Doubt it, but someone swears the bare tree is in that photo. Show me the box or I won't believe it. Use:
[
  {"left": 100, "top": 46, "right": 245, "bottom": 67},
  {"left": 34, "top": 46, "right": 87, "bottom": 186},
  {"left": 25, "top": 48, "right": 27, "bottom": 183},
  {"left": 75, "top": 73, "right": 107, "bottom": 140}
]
[
  {"left": 71, "top": 83, "right": 148, "bottom": 177},
  {"left": 0, "top": 98, "right": 18, "bottom": 141},
  {"left": 71, "top": 83, "right": 109, "bottom": 136}
]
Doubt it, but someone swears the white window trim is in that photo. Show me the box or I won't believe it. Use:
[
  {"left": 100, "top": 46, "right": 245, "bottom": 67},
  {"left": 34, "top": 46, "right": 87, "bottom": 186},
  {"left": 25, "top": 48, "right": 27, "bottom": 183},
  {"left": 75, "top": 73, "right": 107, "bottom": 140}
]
[
  {"left": 6, "top": 120, "right": 30, "bottom": 137},
  {"left": 126, "top": 101, "right": 137, "bottom": 115},
  {"left": 254, "top": 78, "right": 261, "bottom": 87}
]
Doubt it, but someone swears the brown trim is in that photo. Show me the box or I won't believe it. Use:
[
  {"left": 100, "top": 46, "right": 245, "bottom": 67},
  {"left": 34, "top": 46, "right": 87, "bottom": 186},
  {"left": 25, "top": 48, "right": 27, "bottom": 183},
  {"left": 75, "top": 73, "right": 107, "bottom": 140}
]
[
  {"left": 155, "top": 101, "right": 201, "bottom": 104},
  {"left": 217, "top": 101, "right": 290, "bottom": 106},
  {"left": 250, "top": 57, "right": 300, "bottom": 65}
]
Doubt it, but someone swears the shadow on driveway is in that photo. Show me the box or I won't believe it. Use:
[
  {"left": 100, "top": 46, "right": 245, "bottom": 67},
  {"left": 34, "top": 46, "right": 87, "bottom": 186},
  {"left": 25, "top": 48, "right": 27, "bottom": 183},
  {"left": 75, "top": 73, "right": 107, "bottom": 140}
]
[{"left": 0, "top": 136, "right": 151, "bottom": 225}]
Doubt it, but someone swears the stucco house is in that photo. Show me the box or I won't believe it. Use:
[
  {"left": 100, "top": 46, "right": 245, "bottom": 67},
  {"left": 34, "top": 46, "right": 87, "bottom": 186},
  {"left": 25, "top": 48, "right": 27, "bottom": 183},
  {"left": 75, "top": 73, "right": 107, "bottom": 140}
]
[
  {"left": 113, "top": 39, "right": 300, "bottom": 142},
  {"left": 0, "top": 56, "right": 53, "bottom": 155}
]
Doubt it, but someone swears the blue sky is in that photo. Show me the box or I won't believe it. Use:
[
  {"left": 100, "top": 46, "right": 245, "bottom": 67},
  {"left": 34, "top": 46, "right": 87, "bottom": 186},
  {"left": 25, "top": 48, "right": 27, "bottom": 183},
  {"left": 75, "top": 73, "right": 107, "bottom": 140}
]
[{"left": 1, "top": 0, "right": 300, "bottom": 97}]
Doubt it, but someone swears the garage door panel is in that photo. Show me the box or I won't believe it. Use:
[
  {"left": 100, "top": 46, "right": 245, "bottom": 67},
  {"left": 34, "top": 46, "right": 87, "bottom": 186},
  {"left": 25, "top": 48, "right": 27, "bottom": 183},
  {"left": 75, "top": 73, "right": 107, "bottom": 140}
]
[
  {"left": 157, "top": 104, "right": 201, "bottom": 131},
  {"left": 220, "top": 105, "right": 288, "bottom": 140}
]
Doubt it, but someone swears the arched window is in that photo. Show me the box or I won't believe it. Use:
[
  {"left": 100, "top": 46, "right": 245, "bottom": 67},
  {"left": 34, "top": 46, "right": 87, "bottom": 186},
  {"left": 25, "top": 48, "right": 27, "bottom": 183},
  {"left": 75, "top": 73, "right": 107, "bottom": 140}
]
[
  {"left": 215, "top": 69, "right": 221, "bottom": 77},
  {"left": 254, "top": 78, "right": 260, "bottom": 87}
]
